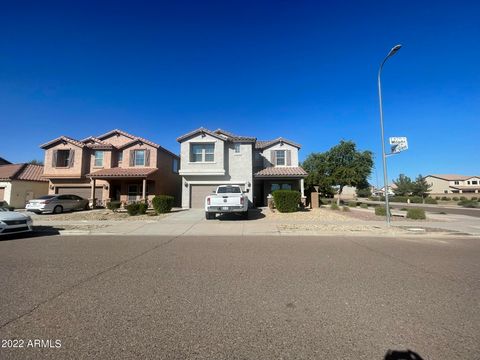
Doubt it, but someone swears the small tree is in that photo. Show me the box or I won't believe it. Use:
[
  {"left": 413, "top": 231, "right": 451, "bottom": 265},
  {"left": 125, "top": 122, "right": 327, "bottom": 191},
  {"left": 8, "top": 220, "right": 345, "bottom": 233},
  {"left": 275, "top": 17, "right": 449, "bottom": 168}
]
[
  {"left": 393, "top": 174, "right": 413, "bottom": 196},
  {"left": 411, "top": 174, "right": 432, "bottom": 202},
  {"left": 28, "top": 159, "right": 44, "bottom": 165}
]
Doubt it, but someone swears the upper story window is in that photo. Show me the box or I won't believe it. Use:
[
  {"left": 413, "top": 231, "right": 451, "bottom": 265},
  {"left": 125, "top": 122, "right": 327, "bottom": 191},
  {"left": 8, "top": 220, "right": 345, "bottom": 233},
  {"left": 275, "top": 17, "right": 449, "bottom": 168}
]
[
  {"left": 94, "top": 151, "right": 104, "bottom": 167},
  {"left": 472, "top": 180, "right": 478, "bottom": 185},
  {"left": 172, "top": 158, "right": 179, "bottom": 173},
  {"left": 53, "top": 149, "right": 73, "bottom": 168},
  {"left": 467, "top": 181, "right": 471, "bottom": 185},
  {"left": 454, "top": 181, "right": 460, "bottom": 185},
  {"left": 276, "top": 150, "right": 286, "bottom": 166},
  {"left": 118, "top": 152, "right": 123, "bottom": 163},
  {"left": 234, "top": 143, "right": 241, "bottom": 153},
  {"left": 134, "top": 150, "right": 145, "bottom": 166},
  {"left": 190, "top": 143, "right": 215, "bottom": 162}
]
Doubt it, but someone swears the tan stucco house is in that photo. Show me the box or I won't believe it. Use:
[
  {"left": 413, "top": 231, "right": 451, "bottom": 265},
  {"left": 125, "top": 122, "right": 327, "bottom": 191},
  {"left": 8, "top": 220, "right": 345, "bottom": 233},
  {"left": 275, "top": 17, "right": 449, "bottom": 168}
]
[
  {"left": 424, "top": 174, "right": 480, "bottom": 197},
  {"left": 0, "top": 164, "right": 49, "bottom": 208},
  {"left": 177, "top": 128, "right": 307, "bottom": 208},
  {"left": 40, "top": 129, "right": 181, "bottom": 206}
]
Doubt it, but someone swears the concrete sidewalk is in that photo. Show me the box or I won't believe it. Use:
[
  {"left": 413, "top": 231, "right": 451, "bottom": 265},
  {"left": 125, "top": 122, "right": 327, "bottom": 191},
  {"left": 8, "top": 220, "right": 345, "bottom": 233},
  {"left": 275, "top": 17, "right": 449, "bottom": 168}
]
[{"left": 30, "top": 208, "right": 480, "bottom": 237}]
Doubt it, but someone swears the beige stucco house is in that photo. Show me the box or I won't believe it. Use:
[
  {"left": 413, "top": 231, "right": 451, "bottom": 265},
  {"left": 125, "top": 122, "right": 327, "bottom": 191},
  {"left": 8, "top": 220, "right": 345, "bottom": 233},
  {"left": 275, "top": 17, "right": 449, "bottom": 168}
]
[
  {"left": 424, "top": 174, "right": 480, "bottom": 197},
  {"left": 40, "top": 129, "right": 181, "bottom": 206},
  {"left": 177, "top": 128, "right": 307, "bottom": 208},
  {"left": 0, "top": 164, "right": 48, "bottom": 208}
]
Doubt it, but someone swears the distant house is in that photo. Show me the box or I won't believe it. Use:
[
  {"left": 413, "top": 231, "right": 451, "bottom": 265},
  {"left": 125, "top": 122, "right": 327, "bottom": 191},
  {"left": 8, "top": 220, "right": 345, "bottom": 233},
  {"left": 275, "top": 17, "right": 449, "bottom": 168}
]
[
  {"left": 424, "top": 174, "right": 480, "bottom": 196},
  {"left": 371, "top": 183, "right": 397, "bottom": 196},
  {"left": 0, "top": 157, "right": 12, "bottom": 166},
  {"left": 40, "top": 129, "right": 181, "bottom": 206},
  {"left": 0, "top": 164, "right": 48, "bottom": 208},
  {"left": 177, "top": 128, "right": 307, "bottom": 208}
]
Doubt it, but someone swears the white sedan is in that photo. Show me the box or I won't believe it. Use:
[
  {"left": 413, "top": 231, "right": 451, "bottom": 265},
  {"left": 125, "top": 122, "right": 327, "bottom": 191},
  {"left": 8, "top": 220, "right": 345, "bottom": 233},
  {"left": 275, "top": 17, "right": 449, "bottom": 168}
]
[{"left": 0, "top": 208, "right": 33, "bottom": 236}]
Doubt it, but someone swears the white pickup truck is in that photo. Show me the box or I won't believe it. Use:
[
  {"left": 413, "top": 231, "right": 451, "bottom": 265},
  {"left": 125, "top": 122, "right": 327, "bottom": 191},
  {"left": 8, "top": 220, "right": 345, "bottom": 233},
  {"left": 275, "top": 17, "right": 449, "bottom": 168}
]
[{"left": 205, "top": 185, "right": 249, "bottom": 220}]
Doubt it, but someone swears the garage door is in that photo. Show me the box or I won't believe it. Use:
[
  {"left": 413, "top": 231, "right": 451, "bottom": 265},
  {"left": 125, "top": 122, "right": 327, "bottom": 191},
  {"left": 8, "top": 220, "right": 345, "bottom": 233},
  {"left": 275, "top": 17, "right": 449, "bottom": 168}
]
[
  {"left": 190, "top": 184, "right": 218, "bottom": 208},
  {"left": 56, "top": 187, "right": 103, "bottom": 201},
  {"left": 0, "top": 187, "right": 5, "bottom": 201}
]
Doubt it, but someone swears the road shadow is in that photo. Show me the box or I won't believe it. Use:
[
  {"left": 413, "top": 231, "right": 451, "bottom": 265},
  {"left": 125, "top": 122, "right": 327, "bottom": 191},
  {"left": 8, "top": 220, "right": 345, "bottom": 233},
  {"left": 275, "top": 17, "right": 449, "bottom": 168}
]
[
  {"left": 384, "top": 349, "right": 424, "bottom": 360},
  {"left": 215, "top": 208, "right": 266, "bottom": 221},
  {"left": 0, "top": 226, "right": 62, "bottom": 241}
]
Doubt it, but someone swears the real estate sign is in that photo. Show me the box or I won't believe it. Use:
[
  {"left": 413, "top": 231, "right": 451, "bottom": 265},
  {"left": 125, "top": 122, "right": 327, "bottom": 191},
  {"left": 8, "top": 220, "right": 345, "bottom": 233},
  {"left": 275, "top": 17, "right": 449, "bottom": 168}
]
[{"left": 389, "top": 137, "right": 408, "bottom": 154}]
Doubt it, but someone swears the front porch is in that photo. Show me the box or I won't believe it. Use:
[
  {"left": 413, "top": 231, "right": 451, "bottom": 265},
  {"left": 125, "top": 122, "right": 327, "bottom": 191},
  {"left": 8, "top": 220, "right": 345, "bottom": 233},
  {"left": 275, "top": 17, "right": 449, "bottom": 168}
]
[{"left": 253, "top": 178, "right": 306, "bottom": 207}]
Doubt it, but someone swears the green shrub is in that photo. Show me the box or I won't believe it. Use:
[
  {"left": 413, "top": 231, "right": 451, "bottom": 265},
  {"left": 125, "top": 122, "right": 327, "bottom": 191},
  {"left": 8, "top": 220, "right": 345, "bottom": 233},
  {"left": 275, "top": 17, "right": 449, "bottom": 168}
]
[
  {"left": 441, "top": 196, "right": 448, "bottom": 201},
  {"left": 152, "top": 195, "right": 175, "bottom": 214},
  {"left": 330, "top": 203, "right": 340, "bottom": 210},
  {"left": 424, "top": 197, "right": 438, "bottom": 204},
  {"left": 400, "top": 208, "right": 408, "bottom": 211},
  {"left": 391, "top": 196, "right": 408, "bottom": 203},
  {"left": 452, "top": 197, "right": 459, "bottom": 201},
  {"left": 459, "top": 196, "right": 467, "bottom": 201},
  {"left": 375, "top": 206, "right": 391, "bottom": 216},
  {"left": 409, "top": 196, "right": 423, "bottom": 203},
  {"left": 138, "top": 202, "right": 148, "bottom": 215},
  {"left": 360, "top": 203, "right": 368, "bottom": 209},
  {"left": 107, "top": 201, "right": 121, "bottom": 212},
  {"left": 348, "top": 201, "right": 357, "bottom": 208},
  {"left": 406, "top": 208, "right": 426, "bottom": 220},
  {"left": 356, "top": 187, "right": 372, "bottom": 198},
  {"left": 342, "top": 206, "right": 350, "bottom": 212},
  {"left": 369, "top": 196, "right": 381, "bottom": 201},
  {"left": 320, "top": 198, "right": 332, "bottom": 205},
  {"left": 272, "top": 190, "right": 300, "bottom": 213},
  {"left": 126, "top": 202, "right": 140, "bottom": 216},
  {"left": 435, "top": 196, "right": 440, "bottom": 200},
  {"left": 458, "top": 200, "right": 479, "bottom": 208},
  {"left": 471, "top": 197, "right": 478, "bottom": 201}
]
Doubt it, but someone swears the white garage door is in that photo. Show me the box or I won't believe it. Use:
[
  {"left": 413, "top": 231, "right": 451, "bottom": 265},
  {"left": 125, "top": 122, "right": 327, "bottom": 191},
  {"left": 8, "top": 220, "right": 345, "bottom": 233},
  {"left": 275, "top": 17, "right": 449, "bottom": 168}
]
[
  {"left": 190, "top": 184, "right": 218, "bottom": 208},
  {"left": 56, "top": 187, "right": 103, "bottom": 201}
]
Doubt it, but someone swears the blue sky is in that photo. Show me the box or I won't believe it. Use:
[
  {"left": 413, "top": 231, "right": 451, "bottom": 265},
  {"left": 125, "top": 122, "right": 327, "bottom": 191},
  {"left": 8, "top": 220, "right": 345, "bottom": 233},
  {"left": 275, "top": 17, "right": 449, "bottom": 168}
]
[{"left": 1, "top": 0, "right": 479, "bottom": 185}]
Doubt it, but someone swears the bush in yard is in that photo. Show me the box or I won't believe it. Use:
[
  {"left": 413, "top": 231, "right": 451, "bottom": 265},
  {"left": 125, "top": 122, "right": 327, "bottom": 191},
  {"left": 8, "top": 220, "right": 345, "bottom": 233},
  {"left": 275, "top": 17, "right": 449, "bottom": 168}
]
[
  {"left": 471, "top": 197, "right": 477, "bottom": 201},
  {"left": 360, "top": 203, "right": 368, "bottom": 209},
  {"left": 152, "top": 195, "right": 175, "bottom": 214},
  {"left": 408, "top": 196, "right": 423, "bottom": 203},
  {"left": 330, "top": 203, "right": 340, "bottom": 210},
  {"left": 424, "top": 197, "right": 438, "bottom": 204},
  {"left": 107, "top": 201, "right": 121, "bottom": 212},
  {"left": 435, "top": 196, "right": 440, "bottom": 200},
  {"left": 459, "top": 196, "right": 467, "bottom": 201},
  {"left": 458, "top": 199, "right": 479, "bottom": 208},
  {"left": 126, "top": 202, "right": 141, "bottom": 216},
  {"left": 391, "top": 196, "right": 408, "bottom": 203},
  {"left": 138, "top": 202, "right": 148, "bottom": 215},
  {"left": 348, "top": 201, "right": 357, "bottom": 207},
  {"left": 272, "top": 190, "right": 300, "bottom": 213},
  {"left": 342, "top": 206, "right": 350, "bottom": 212},
  {"left": 375, "top": 206, "right": 391, "bottom": 216},
  {"left": 452, "top": 197, "right": 459, "bottom": 201},
  {"left": 441, "top": 196, "right": 449, "bottom": 201},
  {"left": 406, "top": 208, "right": 426, "bottom": 220}
]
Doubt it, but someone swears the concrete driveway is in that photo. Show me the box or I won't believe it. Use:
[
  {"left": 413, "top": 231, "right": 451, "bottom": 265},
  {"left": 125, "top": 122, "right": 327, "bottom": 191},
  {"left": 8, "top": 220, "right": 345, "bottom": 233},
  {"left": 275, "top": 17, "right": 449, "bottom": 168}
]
[{"left": 1, "top": 234, "right": 479, "bottom": 359}]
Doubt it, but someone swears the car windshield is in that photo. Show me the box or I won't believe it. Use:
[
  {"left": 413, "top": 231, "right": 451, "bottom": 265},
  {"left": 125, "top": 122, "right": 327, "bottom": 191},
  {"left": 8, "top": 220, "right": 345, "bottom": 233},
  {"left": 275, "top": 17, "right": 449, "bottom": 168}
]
[
  {"left": 37, "top": 195, "right": 56, "bottom": 200},
  {"left": 217, "top": 186, "right": 241, "bottom": 194}
]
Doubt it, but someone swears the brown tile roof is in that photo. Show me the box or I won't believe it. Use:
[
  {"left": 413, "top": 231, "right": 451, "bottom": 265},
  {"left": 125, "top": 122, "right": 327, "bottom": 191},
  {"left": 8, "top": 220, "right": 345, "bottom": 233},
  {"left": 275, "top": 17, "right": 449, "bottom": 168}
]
[
  {"left": 176, "top": 127, "right": 226, "bottom": 142},
  {"left": 87, "top": 167, "right": 158, "bottom": 178},
  {"left": 255, "top": 137, "right": 301, "bottom": 149},
  {"left": 427, "top": 174, "right": 477, "bottom": 181},
  {"left": 0, "top": 164, "right": 47, "bottom": 182},
  {"left": 214, "top": 129, "right": 256, "bottom": 142},
  {"left": 254, "top": 166, "right": 308, "bottom": 178},
  {"left": 40, "top": 136, "right": 85, "bottom": 149}
]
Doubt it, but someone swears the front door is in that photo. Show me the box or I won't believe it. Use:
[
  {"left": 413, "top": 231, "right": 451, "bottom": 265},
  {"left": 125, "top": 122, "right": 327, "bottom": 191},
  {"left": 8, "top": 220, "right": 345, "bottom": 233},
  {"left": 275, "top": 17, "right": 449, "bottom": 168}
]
[{"left": 128, "top": 184, "right": 139, "bottom": 202}]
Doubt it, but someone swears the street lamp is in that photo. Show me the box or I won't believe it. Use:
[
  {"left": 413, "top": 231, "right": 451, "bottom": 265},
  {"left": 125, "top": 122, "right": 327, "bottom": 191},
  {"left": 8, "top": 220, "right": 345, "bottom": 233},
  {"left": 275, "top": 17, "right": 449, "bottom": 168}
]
[{"left": 378, "top": 44, "right": 402, "bottom": 226}]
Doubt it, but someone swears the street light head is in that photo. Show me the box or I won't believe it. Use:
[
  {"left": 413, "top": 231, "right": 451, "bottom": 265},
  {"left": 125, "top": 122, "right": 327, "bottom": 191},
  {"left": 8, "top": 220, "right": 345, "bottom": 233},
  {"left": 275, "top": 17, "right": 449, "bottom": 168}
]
[{"left": 387, "top": 44, "right": 402, "bottom": 57}]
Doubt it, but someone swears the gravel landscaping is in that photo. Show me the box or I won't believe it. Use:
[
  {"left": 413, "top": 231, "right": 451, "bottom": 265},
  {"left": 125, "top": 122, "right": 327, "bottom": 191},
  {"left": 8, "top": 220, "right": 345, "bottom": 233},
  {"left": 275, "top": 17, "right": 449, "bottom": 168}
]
[{"left": 28, "top": 209, "right": 170, "bottom": 222}]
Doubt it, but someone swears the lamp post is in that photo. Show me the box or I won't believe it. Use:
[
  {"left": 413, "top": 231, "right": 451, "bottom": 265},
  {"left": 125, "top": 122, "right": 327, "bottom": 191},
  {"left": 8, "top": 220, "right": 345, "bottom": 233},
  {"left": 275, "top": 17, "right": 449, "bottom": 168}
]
[{"left": 378, "top": 44, "right": 402, "bottom": 226}]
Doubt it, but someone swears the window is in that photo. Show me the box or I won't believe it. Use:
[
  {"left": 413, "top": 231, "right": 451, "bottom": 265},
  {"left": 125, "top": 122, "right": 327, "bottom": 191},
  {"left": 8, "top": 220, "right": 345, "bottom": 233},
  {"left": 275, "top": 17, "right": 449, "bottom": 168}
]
[
  {"left": 472, "top": 181, "right": 478, "bottom": 185},
  {"left": 454, "top": 181, "right": 460, "bottom": 185},
  {"left": 94, "top": 151, "right": 104, "bottom": 167},
  {"left": 271, "top": 184, "right": 281, "bottom": 192},
  {"left": 190, "top": 143, "right": 215, "bottom": 162},
  {"left": 118, "top": 152, "right": 123, "bottom": 163},
  {"left": 467, "top": 181, "right": 471, "bottom": 185},
  {"left": 276, "top": 150, "right": 286, "bottom": 166},
  {"left": 134, "top": 150, "right": 145, "bottom": 166},
  {"left": 217, "top": 186, "right": 241, "bottom": 194},
  {"left": 172, "top": 158, "right": 179, "bottom": 173},
  {"left": 281, "top": 184, "right": 292, "bottom": 190},
  {"left": 234, "top": 143, "right": 241, "bottom": 153},
  {"left": 55, "top": 150, "right": 70, "bottom": 167}
]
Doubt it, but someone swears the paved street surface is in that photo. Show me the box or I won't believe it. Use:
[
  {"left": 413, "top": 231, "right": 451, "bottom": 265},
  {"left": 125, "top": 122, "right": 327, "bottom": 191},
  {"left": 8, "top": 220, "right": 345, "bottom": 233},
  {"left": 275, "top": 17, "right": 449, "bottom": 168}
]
[{"left": 1, "top": 234, "right": 479, "bottom": 359}]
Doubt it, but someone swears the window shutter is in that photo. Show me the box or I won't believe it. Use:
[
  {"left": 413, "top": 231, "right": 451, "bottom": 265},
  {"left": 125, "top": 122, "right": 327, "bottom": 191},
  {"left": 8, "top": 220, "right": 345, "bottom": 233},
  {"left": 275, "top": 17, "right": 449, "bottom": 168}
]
[
  {"left": 145, "top": 149, "right": 150, "bottom": 166},
  {"left": 69, "top": 149, "right": 75, "bottom": 168},
  {"left": 129, "top": 150, "right": 135, "bottom": 166},
  {"left": 270, "top": 150, "right": 276, "bottom": 166},
  {"left": 286, "top": 150, "right": 291, "bottom": 166},
  {"left": 52, "top": 150, "right": 58, "bottom": 167}
]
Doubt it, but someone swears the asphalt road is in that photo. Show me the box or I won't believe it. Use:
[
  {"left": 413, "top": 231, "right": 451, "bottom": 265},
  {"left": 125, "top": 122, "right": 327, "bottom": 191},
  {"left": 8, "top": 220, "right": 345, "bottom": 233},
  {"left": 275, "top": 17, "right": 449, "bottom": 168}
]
[{"left": 0, "top": 234, "right": 479, "bottom": 360}]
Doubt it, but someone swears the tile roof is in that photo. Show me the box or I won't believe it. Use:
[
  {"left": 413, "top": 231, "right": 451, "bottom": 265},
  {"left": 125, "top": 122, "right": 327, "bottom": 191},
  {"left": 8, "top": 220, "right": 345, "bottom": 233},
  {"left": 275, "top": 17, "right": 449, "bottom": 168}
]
[
  {"left": 450, "top": 185, "right": 480, "bottom": 190},
  {"left": 176, "top": 127, "right": 226, "bottom": 142},
  {"left": 255, "top": 137, "right": 301, "bottom": 149},
  {"left": 254, "top": 166, "right": 308, "bottom": 178},
  {"left": 214, "top": 129, "right": 256, "bottom": 142},
  {"left": 0, "top": 164, "right": 47, "bottom": 182},
  {"left": 87, "top": 167, "right": 158, "bottom": 178},
  {"left": 40, "top": 136, "right": 85, "bottom": 149},
  {"left": 427, "top": 174, "right": 476, "bottom": 181}
]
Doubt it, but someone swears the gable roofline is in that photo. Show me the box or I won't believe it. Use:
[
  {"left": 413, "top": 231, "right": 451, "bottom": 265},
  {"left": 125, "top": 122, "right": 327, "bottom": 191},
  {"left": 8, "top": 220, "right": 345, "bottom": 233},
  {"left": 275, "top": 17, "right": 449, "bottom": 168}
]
[
  {"left": 96, "top": 129, "right": 137, "bottom": 141},
  {"left": 0, "top": 157, "right": 12, "bottom": 165},
  {"left": 256, "top": 137, "right": 301, "bottom": 150},
  {"left": 214, "top": 129, "right": 256, "bottom": 142},
  {"left": 176, "top": 127, "right": 226, "bottom": 142},
  {"left": 424, "top": 174, "right": 476, "bottom": 181},
  {"left": 81, "top": 136, "right": 110, "bottom": 145},
  {"left": 40, "top": 136, "right": 85, "bottom": 149}
]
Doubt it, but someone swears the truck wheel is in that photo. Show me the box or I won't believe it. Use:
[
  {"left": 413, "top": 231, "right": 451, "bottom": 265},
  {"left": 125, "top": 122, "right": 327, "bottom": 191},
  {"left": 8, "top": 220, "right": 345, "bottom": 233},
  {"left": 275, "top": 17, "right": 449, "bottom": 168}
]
[
  {"left": 242, "top": 211, "right": 249, "bottom": 220},
  {"left": 205, "top": 212, "right": 212, "bottom": 220}
]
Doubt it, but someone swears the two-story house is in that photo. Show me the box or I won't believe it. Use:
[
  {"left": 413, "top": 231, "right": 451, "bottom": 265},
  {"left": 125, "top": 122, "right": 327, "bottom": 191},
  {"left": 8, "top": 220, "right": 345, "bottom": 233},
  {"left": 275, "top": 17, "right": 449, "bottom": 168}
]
[
  {"left": 424, "top": 174, "right": 480, "bottom": 197},
  {"left": 40, "top": 129, "right": 181, "bottom": 206},
  {"left": 177, "top": 128, "right": 307, "bottom": 208}
]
